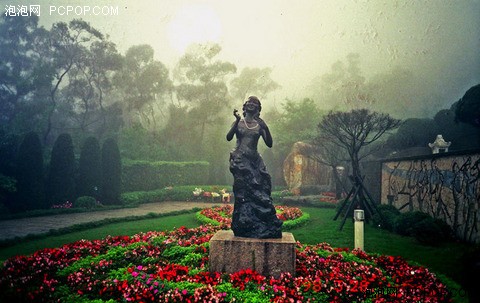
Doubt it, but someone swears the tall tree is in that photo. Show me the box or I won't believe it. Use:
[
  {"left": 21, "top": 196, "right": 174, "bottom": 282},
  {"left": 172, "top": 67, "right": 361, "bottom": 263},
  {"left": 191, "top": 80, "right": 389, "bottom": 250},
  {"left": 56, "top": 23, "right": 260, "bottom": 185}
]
[
  {"left": 46, "top": 133, "right": 76, "bottom": 206},
  {"left": 309, "top": 53, "right": 373, "bottom": 110},
  {"left": 434, "top": 108, "right": 480, "bottom": 151},
  {"left": 101, "top": 138, "right": 122, "bottom": 205},
  {"left": 386, "top": 118, "right": 438, "bottom": 151},
  {"left": 173, "top": 43, "right": 237, "bottom": 156},
  {"left": 230, "top": 67, "right": 280, "bottom": 100},
  {"left": 317, "top": 109, "right": 401, "bottom": 184},
  {"left": 114, "top": 44, "right": 172, "bottom": 129},
  {"left": 454, "top": 84, "right": 480, "bottom": 128},
  {"left": 269, "top": 99, "right": 324, "bottom": 156},
  {"left": 63, "top": 39, "right": 122, "bottom": 138},
  {"left": 158, "top": 105, "right": 196, "bottom": 160},
  {"left": 43, "top": 20, "right": 106, "bottom": 143},
  {"left": 261, "top": 99, "right": 326, "bottom": 186},
  {"left": 0, "top": 15, "right": 51, "bottom": 132},
  {"left": 77, "top": 137, "right": 102, "bottom": 199},
  {"left": 15, "top": 132, "right": 44, "bottom": 211}
]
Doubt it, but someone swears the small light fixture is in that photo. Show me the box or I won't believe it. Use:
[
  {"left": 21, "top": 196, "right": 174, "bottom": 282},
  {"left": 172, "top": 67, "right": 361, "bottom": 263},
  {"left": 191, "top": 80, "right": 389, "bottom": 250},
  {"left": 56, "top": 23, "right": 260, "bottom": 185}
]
[
  {"left": 335, "top": 166, "right": 345, "bottom": 176},
  {"left": 354, "top": 209, "right": 364, "bottom": 221},
  {"left": 353, "top": 209, "right": 365, "bottom": 251}
]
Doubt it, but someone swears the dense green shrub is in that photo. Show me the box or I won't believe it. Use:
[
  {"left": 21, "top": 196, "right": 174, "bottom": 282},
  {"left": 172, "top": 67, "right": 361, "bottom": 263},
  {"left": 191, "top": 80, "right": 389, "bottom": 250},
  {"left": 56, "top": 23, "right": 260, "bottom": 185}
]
[
  {"left": 118, "top": 123, "right": 168, "bottom": 161},
  {"left": 102, "top": 138, "right": 122, "bottom": 205},
  {"left": 46, "top": 133, "right": 76, "bottom": 207},
  {"left": 282, "top": 212, "right": 311, "bottom": 230},
  {"left": 0, "top": 174, "right": 16, "bottom": 194},
  {"left": 74, "top": 196, "right": 97, "bottom": 209},
  {"left": 433, "top": 218, "right": 453, "bottom": 240},
  {"left": 410, "top": 217, "right": 444, "bottom": 246},
  {"left": 394, "top": 211, "right": 431, "bottom": 236},
  {"left": 393, "top": 211, "right": 452, "bottom": 245},
  {"left": 122, "top": 160, "right": 210, "bottom": 191},
  {"left": 271, "top": 190, "right": 292, "bottom": 202},
  {"left": 77, "top": 137, "right": 101, "bottom": 199},
  {"left": 372, "top": 204, "right": 401, "bottom": 232},
  {"left": 15, "top": 131, "right": 45, "bottom": 211},
  {"left": 460, "top": 245, "right": 480, "bottom": 303}
]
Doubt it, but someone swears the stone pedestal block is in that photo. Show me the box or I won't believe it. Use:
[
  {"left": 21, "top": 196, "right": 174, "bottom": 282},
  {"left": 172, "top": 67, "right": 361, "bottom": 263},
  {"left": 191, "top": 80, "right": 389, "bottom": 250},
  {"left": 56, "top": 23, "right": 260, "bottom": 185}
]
[{"left": 209, "top": 230, "right": 296, "bottom": 278}]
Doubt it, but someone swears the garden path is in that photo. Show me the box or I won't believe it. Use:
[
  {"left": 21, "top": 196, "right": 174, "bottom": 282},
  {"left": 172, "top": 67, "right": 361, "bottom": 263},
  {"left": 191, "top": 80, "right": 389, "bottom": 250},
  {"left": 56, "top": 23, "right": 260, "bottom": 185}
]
[{"left": 0, "top": 201, "right": 220, "bottom": 241}]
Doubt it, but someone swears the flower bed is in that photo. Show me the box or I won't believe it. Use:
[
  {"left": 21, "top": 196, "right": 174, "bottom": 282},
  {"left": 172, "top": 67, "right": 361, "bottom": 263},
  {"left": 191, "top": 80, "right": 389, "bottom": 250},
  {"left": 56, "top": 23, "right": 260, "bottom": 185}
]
[
  {"left": 0, "top": 224, "right": 454, "bottom": 302},
  {"left": 196, "top": 205, "right": 310, "bottom": 230}
]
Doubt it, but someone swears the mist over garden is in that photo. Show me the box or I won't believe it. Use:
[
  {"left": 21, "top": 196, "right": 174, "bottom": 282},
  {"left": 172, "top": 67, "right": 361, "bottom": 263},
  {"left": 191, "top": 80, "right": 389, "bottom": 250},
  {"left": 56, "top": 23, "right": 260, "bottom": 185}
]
[
  {"left": 1, "top": 10, "right": 479, "bottom": 212},
  {"left": 0, "top": 1, "right": 480, "bottom": 302}
]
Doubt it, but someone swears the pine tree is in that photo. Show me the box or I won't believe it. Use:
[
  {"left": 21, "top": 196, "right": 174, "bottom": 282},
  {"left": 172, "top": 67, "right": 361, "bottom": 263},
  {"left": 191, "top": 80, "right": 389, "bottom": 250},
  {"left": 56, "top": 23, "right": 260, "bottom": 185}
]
[
  {"left": 101, "top": 138, "right": 122, "bottom": 205},
  {"left": 15, "top": 132, "right": 44, "bottom": 211},
  {"left": 46, "top": 133, "right": 76, "bottom": 206},
  {"left": 77, "top": 137, "right": 101, "bottom": 199}
]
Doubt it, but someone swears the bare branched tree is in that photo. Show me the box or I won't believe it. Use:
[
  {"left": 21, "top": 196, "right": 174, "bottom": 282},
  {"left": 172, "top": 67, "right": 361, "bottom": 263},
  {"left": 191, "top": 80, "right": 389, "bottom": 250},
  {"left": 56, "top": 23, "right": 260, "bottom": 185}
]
[
  {"left": 317, "top": 108, "right": 401, "bottom": 183},
  {"left": 311, "top": 109, "right": 400, "bottom": 226}
]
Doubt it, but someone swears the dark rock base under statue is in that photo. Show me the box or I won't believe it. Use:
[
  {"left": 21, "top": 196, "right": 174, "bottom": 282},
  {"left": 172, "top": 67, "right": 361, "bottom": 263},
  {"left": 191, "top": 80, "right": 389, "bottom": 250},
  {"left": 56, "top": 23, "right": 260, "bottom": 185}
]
[
  {"left": 209, "top": 230, "right": 296, "bottom": 278},
  {"left": 232, "top": 200, "right": 283, "bottom": 238},
  {"left": 229, "top": 149, "right": 283, "bottom": 239}
]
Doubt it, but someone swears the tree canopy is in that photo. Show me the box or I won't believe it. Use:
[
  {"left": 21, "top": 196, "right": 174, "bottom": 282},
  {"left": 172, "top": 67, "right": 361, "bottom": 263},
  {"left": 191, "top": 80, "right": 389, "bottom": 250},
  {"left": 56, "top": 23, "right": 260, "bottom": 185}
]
[
  {"left": 317, "top": 109, "right": 401, "bottom": 180},
  {"left": 455, "top": 83, "right": 480, "bottom": 128}
]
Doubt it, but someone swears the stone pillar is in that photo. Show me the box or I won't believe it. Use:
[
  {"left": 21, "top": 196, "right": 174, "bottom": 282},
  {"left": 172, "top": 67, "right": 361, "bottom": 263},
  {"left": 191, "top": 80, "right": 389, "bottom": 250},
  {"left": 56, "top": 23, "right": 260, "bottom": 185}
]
[{"left": 209, "top": 230, "right": 296, "bottom": 278}]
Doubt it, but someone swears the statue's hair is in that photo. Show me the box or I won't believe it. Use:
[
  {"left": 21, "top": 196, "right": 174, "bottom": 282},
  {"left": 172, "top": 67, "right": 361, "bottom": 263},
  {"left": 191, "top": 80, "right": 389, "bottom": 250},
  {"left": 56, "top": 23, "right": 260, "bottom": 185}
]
[{"left": 242, "top": 96, "right": 262, "bottom": 118}]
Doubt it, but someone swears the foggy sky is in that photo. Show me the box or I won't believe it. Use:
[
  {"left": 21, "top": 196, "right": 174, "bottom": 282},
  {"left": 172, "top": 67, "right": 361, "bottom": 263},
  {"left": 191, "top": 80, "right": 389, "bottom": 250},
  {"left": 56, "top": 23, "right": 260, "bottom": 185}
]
[{"left": 4, "top": 0, "right": 480, "bottom": 117}]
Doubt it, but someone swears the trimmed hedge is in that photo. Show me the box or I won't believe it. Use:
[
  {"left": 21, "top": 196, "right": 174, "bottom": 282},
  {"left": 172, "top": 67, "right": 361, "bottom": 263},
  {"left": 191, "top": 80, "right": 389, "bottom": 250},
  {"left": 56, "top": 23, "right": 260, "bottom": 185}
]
[
  {"left": 101, "top": 138, "right": 122, "bottom": 205},
  {"left": 122, "top": 160, "right": 210, "bottom": 192},
  {"left": 15, "top": 131, "right": 45, "bottom": 211},
  {"left": 195, "top": 207, "right": 310, "bottom": 231},
  {"left": 393, "top": 211, "right": 453, "bottom": 246},
  {"left": 120, "top": 185, "right": 232, "bottom": 205},
  {"left": 74, "top": 196, "right": 97, "bottom": 209},
  {"left": 394, "top": 211, "right": 431, "bottom": 236},
  {"left": 276, "top": 195, "right": 338, "bottom": 208},
  {"left": 372, "top": 204, "right": 401, "bottom": 232},
  {"left": 282, "top": 212, "right": 311, "bottom": 230},
  {"left": 195, "top": 211, "right": 221, "bottom": 226},
  {"left": 370, "top": 208, "right": 454, "bottom": 246}
]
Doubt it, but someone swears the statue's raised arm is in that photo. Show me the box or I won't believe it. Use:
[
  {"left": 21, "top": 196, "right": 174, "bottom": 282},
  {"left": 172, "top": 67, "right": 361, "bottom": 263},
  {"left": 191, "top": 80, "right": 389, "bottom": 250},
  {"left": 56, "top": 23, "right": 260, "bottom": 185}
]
[{"left": 226, "top": 109, "right": 241, "bottom": 141}]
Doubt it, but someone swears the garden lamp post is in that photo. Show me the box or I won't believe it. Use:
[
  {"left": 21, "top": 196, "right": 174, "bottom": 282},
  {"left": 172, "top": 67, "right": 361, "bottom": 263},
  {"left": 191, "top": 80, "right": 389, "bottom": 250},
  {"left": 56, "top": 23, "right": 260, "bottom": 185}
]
[{"left": 354, "top": 209, "right": 364, "bottom": 251}]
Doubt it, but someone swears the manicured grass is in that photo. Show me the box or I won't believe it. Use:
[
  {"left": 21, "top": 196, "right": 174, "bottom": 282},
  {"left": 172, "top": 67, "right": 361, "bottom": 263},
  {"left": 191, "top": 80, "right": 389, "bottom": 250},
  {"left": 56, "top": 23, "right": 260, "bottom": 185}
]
[
  {"left": 0, "top": 206, "right": 471, "bottom": 288},
  {"left": 0, "top": 212, "right": 200, "bottom": 262},
  {"left": 293, "top": 207, "right": 470, "bottom": 285}
]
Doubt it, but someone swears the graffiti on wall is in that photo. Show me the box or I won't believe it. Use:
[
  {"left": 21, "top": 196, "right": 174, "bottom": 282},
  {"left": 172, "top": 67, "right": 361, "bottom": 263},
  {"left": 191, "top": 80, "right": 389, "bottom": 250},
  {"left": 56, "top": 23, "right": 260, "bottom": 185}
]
[{"left": 381, "top": 154, "right": 480, "bottom": 243}]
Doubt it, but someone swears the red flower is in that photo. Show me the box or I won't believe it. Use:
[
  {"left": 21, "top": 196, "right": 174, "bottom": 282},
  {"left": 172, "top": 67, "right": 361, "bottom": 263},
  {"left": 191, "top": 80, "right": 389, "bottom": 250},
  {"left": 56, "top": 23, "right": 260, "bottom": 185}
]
[{"left": 0, "top": 223, "right": 453, "bottom": 302}]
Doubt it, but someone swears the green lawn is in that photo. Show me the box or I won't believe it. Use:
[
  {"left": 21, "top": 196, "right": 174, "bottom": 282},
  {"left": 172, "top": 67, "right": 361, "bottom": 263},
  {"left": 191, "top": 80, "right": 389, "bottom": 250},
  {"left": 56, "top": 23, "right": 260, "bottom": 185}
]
[
  {"left": 0, "top": 212, "right": 200, "bottom": 262},
  {"left": 292, "top": 207, "right": 470, "bottom": 285},
  {"left": 0, "top": 206, "right": 471, "bottom": 287}
]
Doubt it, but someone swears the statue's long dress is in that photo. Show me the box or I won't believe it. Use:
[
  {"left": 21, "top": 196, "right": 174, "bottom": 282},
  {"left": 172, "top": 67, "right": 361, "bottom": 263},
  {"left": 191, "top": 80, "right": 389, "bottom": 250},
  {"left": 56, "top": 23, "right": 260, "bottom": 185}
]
[{"left": 229, "top": 120, "right": 283, "bottom": 238}]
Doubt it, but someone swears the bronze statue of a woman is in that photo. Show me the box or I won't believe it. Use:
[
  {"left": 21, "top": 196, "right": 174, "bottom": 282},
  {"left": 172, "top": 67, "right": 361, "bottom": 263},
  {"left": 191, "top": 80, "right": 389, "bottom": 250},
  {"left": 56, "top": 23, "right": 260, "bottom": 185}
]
[{"left": 226, "top": 96, "right": 283, "bottom": 238}]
